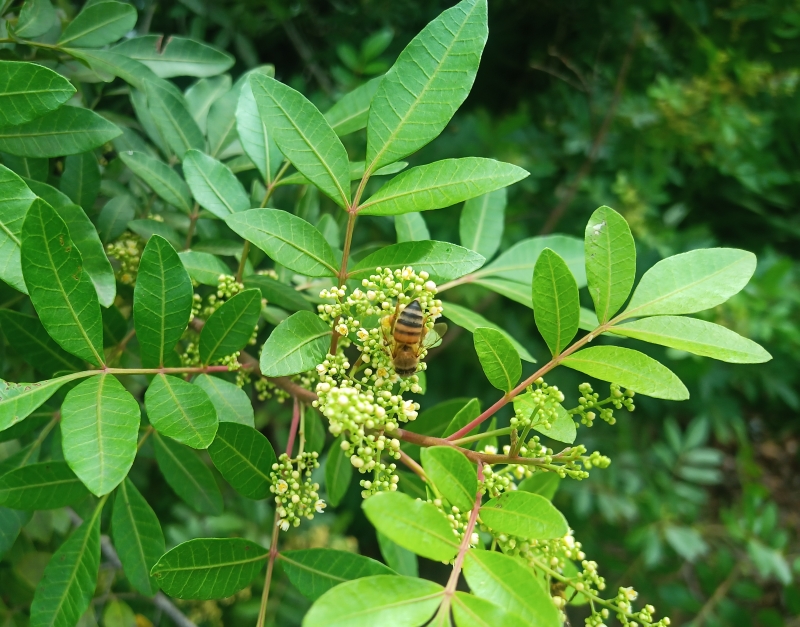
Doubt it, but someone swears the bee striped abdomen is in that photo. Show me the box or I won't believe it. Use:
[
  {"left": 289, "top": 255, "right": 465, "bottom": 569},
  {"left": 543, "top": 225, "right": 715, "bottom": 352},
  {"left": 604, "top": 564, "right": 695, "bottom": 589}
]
[{"left": 393, "top": 300, "right": 424, "bottom": 344}]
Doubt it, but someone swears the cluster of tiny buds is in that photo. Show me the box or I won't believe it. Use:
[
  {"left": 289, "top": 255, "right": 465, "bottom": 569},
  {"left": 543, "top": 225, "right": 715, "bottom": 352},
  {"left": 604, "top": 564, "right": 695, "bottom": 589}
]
[
  {"left": 269, "top": 452, "right": 325, "bottom": 531},
  {"left": 512, "top": 378, "right": 566, "bottom": 431},
  {"left": 198, "top": 275, "right": 245, "bottom": 318},
  {"left": 358, "top": 461, "right": 399, "bottom": 498},
  {"left": 106, "top": 234, "right": 143, "bottom": 285},
  {"left": 432, "top": 498, "right": 479, "bottom": 546},
  {"left": 572, "top": 382, "right": 635, "bottom": 427}
]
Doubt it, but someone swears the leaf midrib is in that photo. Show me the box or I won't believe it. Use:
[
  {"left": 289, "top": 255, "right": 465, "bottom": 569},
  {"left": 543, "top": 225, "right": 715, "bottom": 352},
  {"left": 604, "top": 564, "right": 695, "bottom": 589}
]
[{"left": 247, "top": 222, "right": 337, "bottom": 276}]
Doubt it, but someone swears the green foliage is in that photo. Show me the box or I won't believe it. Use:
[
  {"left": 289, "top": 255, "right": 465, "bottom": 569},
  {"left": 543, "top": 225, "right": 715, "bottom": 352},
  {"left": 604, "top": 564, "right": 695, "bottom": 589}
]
[{"left": 0, "top": 1, "right": 787, "bottom": 625}]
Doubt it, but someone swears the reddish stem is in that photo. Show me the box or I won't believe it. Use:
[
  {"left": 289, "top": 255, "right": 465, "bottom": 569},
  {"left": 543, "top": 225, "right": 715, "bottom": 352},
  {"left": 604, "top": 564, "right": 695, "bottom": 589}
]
[
  {"left": 286, "top": 396, "right": 301, "bottom": 457},
  {"left": 443, "top": 462, "right": 484, "bottom": 599}
]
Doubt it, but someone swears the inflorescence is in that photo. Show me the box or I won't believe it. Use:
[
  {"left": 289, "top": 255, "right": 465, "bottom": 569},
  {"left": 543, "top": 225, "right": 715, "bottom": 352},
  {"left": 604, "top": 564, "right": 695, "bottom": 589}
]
[{"left": 269, "top": 452, "right": 325, "bottom": 531}]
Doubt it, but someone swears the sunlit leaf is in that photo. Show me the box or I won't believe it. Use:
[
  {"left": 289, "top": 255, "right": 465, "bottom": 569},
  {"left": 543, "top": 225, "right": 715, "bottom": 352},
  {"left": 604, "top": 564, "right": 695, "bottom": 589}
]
[
  {"left": 58, "top": 1, "right": 137, "bottom": 47},
  {"left": 480, "top": 491, "right": 568, "bottom": 539},
  {"left": 324, "top": 76, "right": 382, "bottom": 136},
  {"left": 420, "top": 446, "right": 476, "bottom": 512},
  {"left": 112, "top": 36, "right": 234, "bottom": 78},
  {"left": 183, "top": 149, "right": 250, "bottom": 218},
  {"left": 452, "top": 592, "right": 528, "bottom": 627},
  {"left": 562, "top": 345, "right": 689, "bottom": 400},
  {"left": 365, "top": 0, "right": 488, "bottom": 170},
  {"left": 349, "top": 241, "right": 484, "bottom": 284},
  {"left": 193, "top": 374, "right": 254, "bottom": 427},
  {"left": 532, "top": 248, "right": 580, "bottom": 356},
  {"left": 473, "top": 327, "right": 521, "bottom": 393},
  {"left": 358, "top": 158, "right": 527, "bottom": 216},
  {"left": 199, "top": 289, "right": 261, "bottom": 364}
]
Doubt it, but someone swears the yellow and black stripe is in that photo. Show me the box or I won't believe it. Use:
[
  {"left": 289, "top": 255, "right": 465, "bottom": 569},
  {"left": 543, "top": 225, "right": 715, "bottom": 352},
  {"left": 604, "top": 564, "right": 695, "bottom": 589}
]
[{"left": 394, "top": 299, "right": 424, "bottom": 344}]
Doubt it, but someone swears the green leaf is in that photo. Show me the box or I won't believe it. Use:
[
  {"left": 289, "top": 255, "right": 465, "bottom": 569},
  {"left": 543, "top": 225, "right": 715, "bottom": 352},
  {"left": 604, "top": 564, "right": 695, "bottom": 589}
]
[
  {"left": 0, "top": 373, "right": 87, "bottom": 432},
  {"left": 349, "top": 241, "right": 484, "bottom": 284},
  {"left": 323, "top": 76, "right": 382, "bottom": 137},
  {"left": 440, "top": 303, "right": 531, "bottom": 365},
  {"left": 585, "top": 205, "right": 636, "bottom": 323},
  {"left": 395, "top": 212, "right": 430, "bottom": 243},
  {"left": 102, "top": 600, "right": 137, "bottom": 627},
  {"left": 58, "top": 1, "right": 137, "bottom": 47},
  {"left": 420, "top": 446, "right": 476, "bottom": 512},
  {"left": 0, "top": 105, "right": 121, "bottom": 158},
  {"left": 459, "top": 188, "right": 506, "bottom": 262},
  {"left": 518, "top": 473, "right": 561, "bottom": 500},
  {"left": 452, "top": 592, "right": 529, "bottom": 627},
  {"left": 0, "top": 508, "right": 31, "bottom": 558},
  {"left": 206, "top": 77, "right": 243, "bottom": 158},
  {"left": 143, "top": 79, "right": 205, "bottom": 159},
  {"left": 178, "top": 251, "right": 231, "bottom": 286},
  {"left": 362, "top": 491, "right": 459, "bottom": 561},
  {"left": 473, "top": 277, "right": 532, "bottom": 308},
  {"left": 249, "top": 74, "right": 351, "bottom": 207},
  {"left": 0, "top": 310, "right": 83, "bottom": 376},
  {"left": 477, "top": 234, "right": 586, "bottom": 287},
  {"left": 23, "top": 177, "right": 70, "bottom": 208},
  {"left": 260, "top": 310, "right": 331, "bottom": 377},
  {"left": 112, "top": 36, "right": 234, "bottom": 78},
  {"left": 463, "top": 550, "right": 560, "bottom": 627},
  {"left": 97, "top": 195, "right": 135, "bottom": 243},
  {"left": 0, "top": 164, "right": 37, "bottom": 293},
  {"left": 60, "top": 152, "right": 100, "bottom": 211},
  {"left": 199, "top": 289, "right": 261, "bottom": 364},
  {"left": 244, "top": 274, "right": 314, "bottom": 312},
  {"left": 562, "top": 345, "right": 689, "bottom": 400},
  {"left": 0, "top": 61, "right": 75, "bottom": 128},
  {"left": 68, "top": 49, "right": 159, "bottom": 93},
  {"left": 0, "top": 461, "right": 90, "bottom": 509},
  {"left": 513, "top": 392, "right": 576, "bottom": 444},
  {"left": 278, "top": 160, "right": 407, "bottom": 187},
  {"left": 193, "top": 374, "right": 254, "bottom": 427},
  {"left": 365, "top": 0, "right": 488, "bottom": 170},
  {"left": 208, "top": 422, "right": 275, "bottom": 499},
  {"left": 53, "top": 203, "right": 116, "bottom": 308},
  {"left": 133, "top": 235, "right": 193, "bottom": 368},
  {"left": 359, "top": 158, "right": 527, "bottom": 216},
  {"left": 473, "top": 327, "right": 521, "bottom": 393},
  {"left": 29, "top": 505, "right": 101, "bottom": 627},
  {"left": 302, "top": 575, "right": 442, "bottom": 627},
  {"left": 61, "top": 375, "right": 140, "bottom": 496},
  {"left": 183, "top": 149, "right": 250, "bottom": 218},
  {"left": 622, "top": 248, "right": 757, "bottom": 319},
  {"left": 377, "top": 532, "right": 418, "bottom": 577},
  {"left": 21, "top": 198, "right": 104, "bottom": 365},
  {"left": 14, "top": 0, "right": 57, "bottom": 38},
  {"left": 443, "top": 398, "right": 480, "bottom": 439},
  {"left": 186, "top": 75, "right": 231, "bottom": 134},
  {"left": 532, "top": 248, "right": 580, "bottom": 356},
  {"left": 480, "top": 491, "right": 568, "bottom": 539},
  {"left": 325, "top": 436, "right": 352, "bottom": 507},
  {"left": 112, "top": 478, "right": 165, "bottom": 596},
  {"left": 145, "top": 374, "right": 218, "bottom": 449},
  {"left": 151, "top": 537, "right": 267, "bottom": 599},
  {"left": 226, "top": 209, "right": 338, "bottom": 277},
  {"left": 118, "top": 151, "right": 193, "bottom": 214},
  {"left": 280, "top": 548, "right": 394, "bottom": 601},
  {"left": 236, "top": 79, "right": 283, "bottom": 184},
  {"left": 152, "top": 433, "right": 223, "bottom": 515},
  {"left": 613, "top": 316, "right": 771, "bottom": 363},
  {"left": 5, "top": 154, "right": 49, "bottom": 182}
]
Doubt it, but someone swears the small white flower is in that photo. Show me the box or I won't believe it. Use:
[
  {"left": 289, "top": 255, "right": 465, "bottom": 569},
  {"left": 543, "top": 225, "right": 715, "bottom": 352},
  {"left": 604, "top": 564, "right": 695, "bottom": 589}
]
[
  {"left": 276, "top": 479, "right": 289, "bottom": 494},
  {"left": 315, "top": 499, "right": 326, "bottom": 514},
  {"left": 280, "top": 520, "right": 290, "bottom": 531},
  {"left": 336, "top": 323, "right": 349, "bottom": 336}
]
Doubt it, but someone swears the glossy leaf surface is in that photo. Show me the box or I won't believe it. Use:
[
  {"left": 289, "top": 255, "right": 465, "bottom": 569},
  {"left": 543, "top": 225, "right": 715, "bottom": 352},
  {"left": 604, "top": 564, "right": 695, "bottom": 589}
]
[
  {"left": 208, "top": 422, "right": 276, "bottom": 499},
  {"left": 145, "top": 374, "right": 218, "bottom": 449},
  {"left": 260, "top": 311, "right": 331, "bottom": 377}
]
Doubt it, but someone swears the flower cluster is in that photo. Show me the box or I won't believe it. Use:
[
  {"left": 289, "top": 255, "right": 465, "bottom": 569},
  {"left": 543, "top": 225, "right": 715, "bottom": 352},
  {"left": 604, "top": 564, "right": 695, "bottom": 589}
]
[
  {"left": 106, "top": 233, "right": 143, "bottom": 285},
  {"left": 512, "top": 378, "right": 566, "bottom": 432},
  {"left": 312, "top": 267, "right": 442, "bottom": 494},
  {"left": 433, "top": 499, "right": 479, "bottom": 547},
  {"left": 571, "top": 382, "right": 635, "bottom": 427},
  {"left": 269, "top": 452, "right": 325, "bottom": 531}
]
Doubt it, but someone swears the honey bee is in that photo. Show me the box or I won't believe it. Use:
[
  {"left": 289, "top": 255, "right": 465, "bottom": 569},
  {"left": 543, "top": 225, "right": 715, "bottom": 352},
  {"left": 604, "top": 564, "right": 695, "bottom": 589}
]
[{"left": 381, "top": 299, "right": 447, "bottom": 377}]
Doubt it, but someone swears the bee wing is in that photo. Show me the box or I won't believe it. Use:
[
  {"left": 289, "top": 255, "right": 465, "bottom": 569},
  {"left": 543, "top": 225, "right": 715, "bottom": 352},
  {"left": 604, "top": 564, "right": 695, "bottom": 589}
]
[{"left": 422, "top": 323, "right": 448, "bottom": 349}]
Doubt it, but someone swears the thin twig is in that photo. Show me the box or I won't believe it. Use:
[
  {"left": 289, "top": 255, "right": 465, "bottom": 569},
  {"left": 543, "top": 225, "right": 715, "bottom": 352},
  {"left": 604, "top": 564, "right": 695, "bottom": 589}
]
[
  {"left": 692, "top": 563, "right": 741, "bottom": 627},
  {"left": 539, "top": 19, "right": 640, "bottom": 235},
  {"left": 398, "top": 450, "right": 427, "bottom": 482},
  {"left": 281, "top": 19, "right": 333, "bottom": 95}
]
